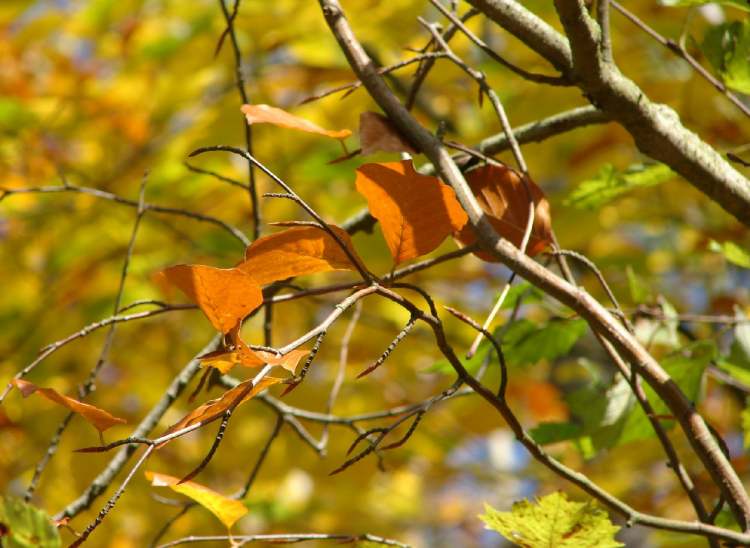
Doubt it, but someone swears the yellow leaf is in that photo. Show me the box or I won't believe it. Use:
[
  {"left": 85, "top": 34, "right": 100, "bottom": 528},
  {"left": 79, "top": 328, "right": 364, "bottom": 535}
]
[
  {"left": 145, "top": 471, "right": 248, "bottom": 529},
  {"left": 355, "top": 160, "right": 468, "bottom": 264}
]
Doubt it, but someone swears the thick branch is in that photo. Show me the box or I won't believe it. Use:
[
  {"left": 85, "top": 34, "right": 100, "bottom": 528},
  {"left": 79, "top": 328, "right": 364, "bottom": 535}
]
[{"left": 470, "top": 0, "right": 750, "bottom": 227}]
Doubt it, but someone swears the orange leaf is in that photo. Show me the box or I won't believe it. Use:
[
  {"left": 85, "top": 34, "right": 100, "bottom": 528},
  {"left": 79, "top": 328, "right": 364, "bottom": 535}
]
[
  {"left": 355, "top": 160, "right": 468, "bottom": 264},
  {"left": 456, "top": 164, "right": 552, "bottom": 259},
  {"left": 241, "top": 104, "right": 351, "bottom": 140},
  {"left": 12, "top": 379, "right": 126, "bottom": 433},
  {"left": 161, "top": 376, "right": 281, "bottom": 440},
  {"left": 238, "top": 225, "right": 362, "bottom": 285},
  {"left": 255, "top": 348, "right": 310, "bottom": 374},
  {"left": 145, "top": 471, "right": 248, "bottom": 529},
  {"left": 160, "top": 265, "right": 263, "bottom": 334},
  {"left": 359, "top": 112, "right": 417, "bottom": 155}
]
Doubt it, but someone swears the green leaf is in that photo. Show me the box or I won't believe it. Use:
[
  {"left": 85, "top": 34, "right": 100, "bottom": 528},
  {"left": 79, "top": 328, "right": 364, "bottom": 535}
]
[
  {"left": 500, "top": 281, "right": 543, "bottom": 311},
  {"left": 717, "top": 309, "right": 750, "bottom": 384},
  {"left": 479, "top": 492, "right": 623, "bottom": 548},
  {"left": 626, "top": 265, "right": 651, "bottom": 304},
  {"left": 534, "top": 342, "right": 712, "bottom": 455},
  {"left": 565, "top": 163, "right": 674, "bottom": 209},
  {"left": 702, "top": 21, "right": 750, "bottom": 94},
  {"left": 428, "top": 341, "right": 490, "bottom": 375},
  {"left": 659, "top": 0, "right": 749, "bottom": 10},
  {"left": 502, "top": 319, "right": 587, "bottom": 367},
  {"left": 709, "top": 240, "right": 750, "bottom": 269},
  {"left": 0, "top": 496, "right": 61, "bottom": 548}
]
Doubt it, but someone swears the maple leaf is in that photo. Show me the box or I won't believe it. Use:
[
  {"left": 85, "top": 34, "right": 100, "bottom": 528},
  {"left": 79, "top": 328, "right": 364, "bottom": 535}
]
[
  {"left": 145, "top": 471, "right": 247, "bottom": 529},
  {"left": 241, "top": 104, "right": 351, "bottom": 139},
  {"left": 158, "top": 265, "right": 263, "bottom": 334},
  {"left": 12, "top": 379, "right": 126, "bottom": 433},
  {"left": 238, "top": 225, "right": 362, "bottom": 285},
  {"left": 456, "top": 164, "right": 552, "bottom": 259},
  {"left": 479, "top": 492, "right": 622, "bottom": 548},
  {"left": 359, "top": 111, "right": 417, "bottom": 155},
  {"left": 355, "top": 160, "right": 468, "bottom": 264}
]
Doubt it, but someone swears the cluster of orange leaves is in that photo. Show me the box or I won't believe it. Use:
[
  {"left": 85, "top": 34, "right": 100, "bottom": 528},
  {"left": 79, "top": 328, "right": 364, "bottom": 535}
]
[{"left": 9, "top": 104, "right": 553, "bottom": 517}]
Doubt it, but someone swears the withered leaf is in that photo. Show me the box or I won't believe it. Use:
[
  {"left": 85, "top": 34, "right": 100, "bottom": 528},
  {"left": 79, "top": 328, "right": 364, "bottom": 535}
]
[
  {"left": 241, "top": 104, "right": 351, "bottom": 139},
  {"left": 238, "top": 225, "right": 362, "bottom": 285},
  {"left": 145, "top": 471, "right": 248, "bottom": 529},
  {"left": 355, "top": 160, "right": 468, "bottom": 264},
  {"left": 12, "top": 379, "right": 126, "bottom": 433},
  {"left": 159, "top": 265, "right": 263, "bottom": 334},
  {"left": 456, "top": 164, "right": 552, "bottom": 259},
  {"left": 359, "top": 111, "right": 417, "bottom": 155},
  {"left": 161, "top": 376, "right": 281, "bottom": 440}
]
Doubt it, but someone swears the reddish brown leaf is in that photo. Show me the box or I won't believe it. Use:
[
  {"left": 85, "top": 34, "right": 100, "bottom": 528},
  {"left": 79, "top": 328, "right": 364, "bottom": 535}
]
[
  {"left": 159, "top": 265, "right": 263, "bottom": 334},
  {"left": 455, "top": 164, "right": 552, "bottom": 259},
  {"left": 359, "top": 112, "right": 417, "bottom": 155},
  {"left": 12, "top": 379, "right": 126, "bottom": 433},
  {"left": 241, "top": 104, "right": 351, "bottom": 140},
  {"left": 355, "top": 160, "right": 468, "bottom": 264},
  {"left": 238, "top": 225, "right": 362, "bottom": 285},
  {"left": 161, "top": 376, "right": 281, "bottom": 440}
]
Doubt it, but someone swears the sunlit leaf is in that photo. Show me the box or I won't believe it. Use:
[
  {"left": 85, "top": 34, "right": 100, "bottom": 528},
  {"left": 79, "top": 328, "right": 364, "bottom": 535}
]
[
  {"left": 12, "top": 379, "right": 126, "bottom": 433},
  {"left": 238, "top": 225, "right": 362, "bottom": 285},
  {"left": 145, "top": 471, "right": 248, "bottom": 529},
  {"left": 241, "top": 104, "right": 351, "bottom": 139},
  {"left": 0, "top": 496, "right": 61, "bottom": 548},
  {"left": 355, "top": 160, "right": 468, "bottom": 264},
  {"left": 702, "top": 21, "right": 750, "bottom": 93},
  {"left": 566, "top": 163, "right": 674, "bottom": 209},
  {"left": 359, "top": 111, "right": 417, "bottom": 155},
  {"left": 710, "top": 240, "right": 750, "bottom": 269},
  {"left": 159, "top": 265, "right": 263, "bottom": 334},
  {"left": 501, "top": 319, "right": 587, "bottom": 367},
  {"left": 479, "top": 492, "right": 622, "bottom": 547},
  {"left": 161, "top": 376, "right": 281, "bottom": 440},
  {"left": 456, "top": 164, "right": 552, "bottom": 258}
]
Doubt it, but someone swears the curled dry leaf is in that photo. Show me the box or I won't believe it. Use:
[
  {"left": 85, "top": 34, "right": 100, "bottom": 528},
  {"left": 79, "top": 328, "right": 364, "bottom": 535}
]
[
  {"left": 241, "top": 104, "right": 351, "bottom": 139},
  {"left": 456, "top": 164, "right": 552, "bottom": 259},
  {"left": 238, "top": 225, "right": 362, "bottom": 285},
  {"left": 199, "top": 326, "right": 309, "bottom": 375},
  {"left": 159, "top": 265, "right": 263, "bottom": 334},
  {"left": 160, "top": 376, "right": 281, "bottom": 440},
  {"left": 355, "top": 160, "right": 468, "bottom": 264},
  {"left": 11, "top": 379, "right": 126, "bottom": 433},
  {"left": 359, "top": 111, "right": 418, "bottom": 155},
  {"left": 145, "top": 471, "right": 248, "bottom": 529}
]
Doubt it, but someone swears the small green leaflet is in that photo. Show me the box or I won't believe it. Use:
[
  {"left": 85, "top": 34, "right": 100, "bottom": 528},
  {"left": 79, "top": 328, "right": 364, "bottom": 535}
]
[
  {"left": 0, "top": 496, "right": 61, "bottom": 548},
  {"left": 702, "top": 21, "right": 750, "bottom": 94},
  {"left": 566, "top": 163, "right": 674, "bottom": 209},
  {"left": 710, "top": 240, "right": 750, "bottom": 269},
  {"left": 717, "top": 308, "right": 750, "bottom": 385},
  {"left": 479, "top": 492, "right": 623, "bottom": 548},
  {"left": 660, "top": 0, "right": 749, "bottom": 10}
]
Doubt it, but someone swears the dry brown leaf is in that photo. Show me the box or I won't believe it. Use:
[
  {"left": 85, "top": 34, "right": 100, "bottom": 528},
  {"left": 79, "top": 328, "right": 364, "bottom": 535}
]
[
  {"left": 238, "top": 225, "right": 362, "bottom": 285},
  {"left": 455, "top": 164, "right": 552, "bottom": 259},
  {"left": 255, "top": 348, "right": 310, "bottom": 374},
  {"left": 241, "top": 104, "right": 351, "bottom": 139},
  {"left": 12, "top": 379, "right": 126, "bottom": 433},
  {"left": 355, "top": 160, "right": 468, "bottom": 264},
  {"left": 160, "top": 265, "right": 263, "bottom": 334},
  {"left": 161, "top": 376, "right": 281, "bottom": 439},
  {"left": 359, "top": 111, "right": 417, "bottom": 155},
  {"left": 145, "top": 471, "right": 248, "bottom": 529}
]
